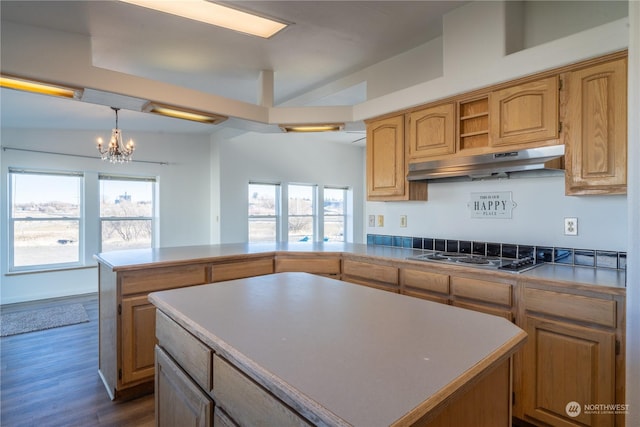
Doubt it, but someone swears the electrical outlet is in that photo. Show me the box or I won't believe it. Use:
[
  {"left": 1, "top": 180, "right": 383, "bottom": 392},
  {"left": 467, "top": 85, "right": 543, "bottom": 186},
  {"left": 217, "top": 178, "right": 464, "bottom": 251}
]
[
  {"left": 377, "top": 215, "right": 384, "bottom": 227},
  {"left": 368, "top": 215, "right": 376, "bottom": 227},
  {"left": 564, "top": 217, "right": 578, "bottom": 235},
  {"left": 400, "top": 215, "right": 407, "bottom": 227}
]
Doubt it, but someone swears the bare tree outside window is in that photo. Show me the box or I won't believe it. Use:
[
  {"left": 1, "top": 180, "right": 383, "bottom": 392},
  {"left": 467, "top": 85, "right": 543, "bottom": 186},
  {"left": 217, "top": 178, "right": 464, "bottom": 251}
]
[{"left": 100, "top": 176, "right": 155, "bottom": 252}]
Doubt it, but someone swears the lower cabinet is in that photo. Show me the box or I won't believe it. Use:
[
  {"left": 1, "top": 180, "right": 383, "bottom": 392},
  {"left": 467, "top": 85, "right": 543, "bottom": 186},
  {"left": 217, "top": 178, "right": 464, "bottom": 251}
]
[
  {"left": 155, "top": 346, "right": 213, "bottom": 427},
  {"left": 342, "top": 257, "right": 399, "bottom": 292},
  {"left": 515, "top": 286, "right": 624, "bottom": 427},
  {"left": 121, "top": 295, "right": 158, "bottom": 385},
  {"left": 155, "top": 310, "right": 311, "bottom": 427}
]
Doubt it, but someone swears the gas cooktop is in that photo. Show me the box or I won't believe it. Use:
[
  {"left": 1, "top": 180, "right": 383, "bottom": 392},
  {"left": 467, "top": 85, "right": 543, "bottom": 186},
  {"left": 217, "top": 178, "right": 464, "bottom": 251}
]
[{"left": 408, "top": 251, "right": 542, "bottom": 273}]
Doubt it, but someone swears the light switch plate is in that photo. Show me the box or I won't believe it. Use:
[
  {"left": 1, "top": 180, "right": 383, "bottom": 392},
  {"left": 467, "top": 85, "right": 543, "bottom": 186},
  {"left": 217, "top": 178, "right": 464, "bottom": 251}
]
[
  {"left": 400, "top": 215, "right": 407, "bottom": 227},
  {"left": 377, "top": 215, "right": 384, "bottom": 227},
  {"left": 368, "top": 215, "right": 375, "bottom": 227}
]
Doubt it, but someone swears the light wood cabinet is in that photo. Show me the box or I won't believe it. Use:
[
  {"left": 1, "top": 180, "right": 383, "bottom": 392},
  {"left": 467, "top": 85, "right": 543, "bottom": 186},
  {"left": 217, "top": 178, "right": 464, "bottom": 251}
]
[
  {"left": 400, "top": 268, "right": 449, "bottom": 304},
  {"left": 342, "top": 257, "right": 399, "bottom": 292},
  {"left": 366, "top": 115, "right": 427, "bottom": 201},
  {"left": 450, "top": 276, "right": 514, "bottom": 321},
  {"left": 407, "top": 103, "right": 455, "bottom": 160},
  {"left": 274, "top": 253, "right": 340, "bottom": 277},
  {"left": 564, "top": 57, "right": 627, "bottom": 195},
  {"left": 98, "top": 257, "right": 271, "bottom": 400},
  {"left": 490, "top": 76, "right": 559, "bottom": 147},
  {"left": 516, "top": 286, "right": 624, "bottom": 427},
  {"left": 155, "top": 346, "right": 213, "bottom": 427},
  {"left": 121, "top": 295, "right": 158, "bottom": 386}
]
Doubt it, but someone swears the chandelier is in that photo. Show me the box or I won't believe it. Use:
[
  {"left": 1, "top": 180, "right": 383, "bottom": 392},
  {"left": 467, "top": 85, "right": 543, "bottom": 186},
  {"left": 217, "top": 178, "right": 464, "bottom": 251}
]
[{"left": 97, "top": 107, "right": 135, "bottom": 163}]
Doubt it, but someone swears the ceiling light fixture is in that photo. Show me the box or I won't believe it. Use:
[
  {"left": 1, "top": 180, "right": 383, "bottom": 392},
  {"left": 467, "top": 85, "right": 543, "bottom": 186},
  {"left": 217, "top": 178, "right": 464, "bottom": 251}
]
[
  {"left": 279, "top": 124, "right": 345, "bottom": 133},
  {"left": 119, "top": 0, "right": 288, "bottom": 38},
  {"left": 97, "top": 107, "right": 135, "bottom": 163},
  {"left": 143, "top": 102, "right": 228, "bottom": 125},
  {"left": 0, "top": 74, "right": 82, "bottom": 99}
]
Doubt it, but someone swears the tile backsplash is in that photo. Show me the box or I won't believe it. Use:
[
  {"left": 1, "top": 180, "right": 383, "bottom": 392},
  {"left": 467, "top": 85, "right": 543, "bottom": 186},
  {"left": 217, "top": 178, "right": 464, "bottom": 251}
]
[{"left": 367, "top": 234, "right": 626, "bottom": 271}]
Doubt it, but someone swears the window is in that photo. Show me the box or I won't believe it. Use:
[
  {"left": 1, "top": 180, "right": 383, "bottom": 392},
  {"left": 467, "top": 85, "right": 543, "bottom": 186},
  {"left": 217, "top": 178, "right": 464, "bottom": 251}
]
[
  {"left": 324, "top": 186, "right": 347, "bottom": 242},
  {"left": 288, "top": 184, "right": 316, "bottom": 242},
  {"left": 248, "top": 182, "right": 280, "bottom": 242},
  {"left": 9, "top": 169, "right": 83, "bottom": 270},
  {"left": 99, "top": 175, "right": 155, "bottom": 251}
]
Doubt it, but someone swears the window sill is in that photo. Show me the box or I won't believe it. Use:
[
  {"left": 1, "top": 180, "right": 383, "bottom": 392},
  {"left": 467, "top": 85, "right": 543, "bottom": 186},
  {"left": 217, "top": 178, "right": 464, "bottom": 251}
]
[{"left": 5, "top": 264, "right": 98, "bottom": 276}]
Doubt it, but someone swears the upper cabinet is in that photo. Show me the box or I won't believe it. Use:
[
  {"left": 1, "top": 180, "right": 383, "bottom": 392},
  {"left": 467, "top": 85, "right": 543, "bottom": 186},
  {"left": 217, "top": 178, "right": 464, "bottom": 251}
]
[
  {"left": 564, "top": 57, "right": 627, "bottom": 196},
  {"left": 407, "top": 103, "right": 455, "bottom": 161},
  {"left": 489, "top": 76, "right": 559, "bottom": 147},
  {"left": 365, "top": 51, "right": 627, "bottom": 200},
  {"left": 366, "top": 115, "right": 427, "bottom": 201}
]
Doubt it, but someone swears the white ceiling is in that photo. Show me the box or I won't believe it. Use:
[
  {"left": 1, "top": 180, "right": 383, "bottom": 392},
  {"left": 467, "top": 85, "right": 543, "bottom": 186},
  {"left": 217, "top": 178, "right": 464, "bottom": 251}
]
[{"left": 0, "top": 0, "right": 467, "bottom": 143}]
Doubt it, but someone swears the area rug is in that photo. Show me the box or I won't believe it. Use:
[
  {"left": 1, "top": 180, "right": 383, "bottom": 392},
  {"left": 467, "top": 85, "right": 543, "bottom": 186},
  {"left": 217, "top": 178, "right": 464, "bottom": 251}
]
[{"left": 0, "top": 303, "right": 89, "bottom": 337}]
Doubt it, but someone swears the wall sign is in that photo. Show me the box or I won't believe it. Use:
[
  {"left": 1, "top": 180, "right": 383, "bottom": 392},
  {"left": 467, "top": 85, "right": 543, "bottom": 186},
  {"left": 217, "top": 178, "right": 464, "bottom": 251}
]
[{"left": 468, "top": 192, "right": 517, "bottom": 219}]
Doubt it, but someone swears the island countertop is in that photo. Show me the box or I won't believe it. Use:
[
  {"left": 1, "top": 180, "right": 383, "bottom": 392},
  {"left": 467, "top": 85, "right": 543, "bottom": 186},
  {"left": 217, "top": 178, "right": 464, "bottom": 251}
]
[{"left": 149, "top": 272, "right": 527, "bottom": 427}]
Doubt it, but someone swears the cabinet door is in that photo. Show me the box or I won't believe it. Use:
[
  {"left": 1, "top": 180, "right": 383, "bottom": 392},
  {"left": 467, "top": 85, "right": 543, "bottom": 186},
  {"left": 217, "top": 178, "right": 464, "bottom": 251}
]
[
  {"left": 522, "top": 316, "right": 616, "bottom": 427},
  {"left": 490, "top": 76, "right": 559, "bottom": 146},
  {"left": 565, "top": 58, "right": 627, "bottom": 195},
  {"left": 121, "top": 295, "right": 158, "bottom": 386},
  {"left": 156, "top": 346, "right": 213, "bottom": 427},
  {"left": 366, "top": 115, "right": 406, "bottom": 199},
  {"left": 407, "top": 103, "right": 455, "bottom": 160}
]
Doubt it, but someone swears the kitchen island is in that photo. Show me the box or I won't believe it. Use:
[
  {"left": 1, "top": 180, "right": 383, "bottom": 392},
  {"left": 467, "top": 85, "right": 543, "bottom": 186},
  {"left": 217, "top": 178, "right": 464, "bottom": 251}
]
[{"left": 149, "top": 272, "right": 527, "bottom": 427}]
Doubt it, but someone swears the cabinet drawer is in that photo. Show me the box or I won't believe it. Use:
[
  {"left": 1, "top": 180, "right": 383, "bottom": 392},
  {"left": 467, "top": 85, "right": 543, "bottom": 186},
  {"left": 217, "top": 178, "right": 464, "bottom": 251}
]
[
  {"left": 121, "top": 264, "right": 208, "bottom": 295},
  {"left": 452, "top": 301, "right": 513, "bottom": 321},
  {"left": 212, "top": 258, "right": 274, "bottom": 282},
  {"left": 401, "top": 269, "right": 449, "bottom": 294},
  {"left": 275, "top": 256, "right": 341, "bottom": 275},
  {"left": 213, "top": 355, "right": 311, "bottom": 427},
  {"left": 343, "top": 259, "right": 398, "bottom": 285},
  {"left": 450, "top": 277, "right": 512, "bottom": 307},
  {"left": 156, "top": 310, "right": 213, "bottom": 392},
  {"left": 525, "top": 288, "right": 616, "bottom": 328}
]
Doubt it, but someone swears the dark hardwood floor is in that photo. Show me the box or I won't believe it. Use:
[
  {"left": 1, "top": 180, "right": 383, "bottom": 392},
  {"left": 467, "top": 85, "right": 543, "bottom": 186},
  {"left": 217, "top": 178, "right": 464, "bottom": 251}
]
[{"left": 1, "top": 294, "right": 154, "bottom": 427}]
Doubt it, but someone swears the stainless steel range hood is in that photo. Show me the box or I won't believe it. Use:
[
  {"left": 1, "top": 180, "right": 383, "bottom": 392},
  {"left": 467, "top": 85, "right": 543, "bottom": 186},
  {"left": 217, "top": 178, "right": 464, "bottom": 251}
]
[{"left": 407, "top": 145, "right": 565, "bottom": 181}]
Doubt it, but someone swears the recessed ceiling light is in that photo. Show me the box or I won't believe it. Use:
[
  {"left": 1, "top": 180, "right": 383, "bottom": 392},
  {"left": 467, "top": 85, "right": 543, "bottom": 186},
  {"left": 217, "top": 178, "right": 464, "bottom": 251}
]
[
  {"left": 120, "top": 0, "right": 289, "bottom": 38},
  {"left": 0, "top": 74, "right": 82, "bottom": 99},
  {"left": 143, "top": 102, "right": 228, "bottom": 125},
  {"left": 279, "top": 124, "right": 345, "bottom": 133}
]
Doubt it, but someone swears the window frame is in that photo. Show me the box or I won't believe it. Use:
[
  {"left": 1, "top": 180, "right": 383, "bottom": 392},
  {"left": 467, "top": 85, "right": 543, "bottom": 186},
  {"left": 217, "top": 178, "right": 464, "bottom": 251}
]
[
  {"left": 248, "top": 181, "right": 281, "bottom": 243},
  {"left": 323, "top": 185, "right": 348, "bottom": 242},
  {"left": 98, "top": 174, "right": 157, "bottom": 252},
  {"left": 287, "top": 183, "right": 317, "bottom": 243},
  {"left": 8, "top": 168, "right": 84, "bottom": 272}
]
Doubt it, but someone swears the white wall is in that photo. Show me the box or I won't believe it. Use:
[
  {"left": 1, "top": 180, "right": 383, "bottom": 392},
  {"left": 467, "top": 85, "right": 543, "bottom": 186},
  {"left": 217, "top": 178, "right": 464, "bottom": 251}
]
[
  {"left": 211, "top": 132, "right": 365, "bottom": 244},
  {"left": 0, "top": 129, "right": 211, "bottom": 304},
  {"left": 368, "top": 175, "right": 627, "bottom": 251}
]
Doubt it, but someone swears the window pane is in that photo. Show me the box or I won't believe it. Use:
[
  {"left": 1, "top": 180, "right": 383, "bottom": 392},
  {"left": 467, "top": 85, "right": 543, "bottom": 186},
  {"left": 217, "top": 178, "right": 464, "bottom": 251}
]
[
  {"left": 324, "top": 188, "right": 345, "bottom": 215},
  {"left": 288, "top": 185, "right": 313, "bottom": 215},
  {"left": 324, "top": 216, "right": 344, "bottom": 242},
  {"left": 101, "top": 219, "right": 152, "bottom": 251},
  {"left": 288, "top": 217, "right": 313, "bottom": 242},
  {"left": 12, "top": 174, "right": 80, "bottom": 218},
  {"left": 249, "top": 218, "right": 277, "bottom": 242},
  {"left": 13, "top": 220, "right": 80, "bottom": 267},
  {"left": 100, "top": 180, "right": 153, "bottom": 217},
  {"left": 249, "top": 184, "right": 277, "bottom": 216}
]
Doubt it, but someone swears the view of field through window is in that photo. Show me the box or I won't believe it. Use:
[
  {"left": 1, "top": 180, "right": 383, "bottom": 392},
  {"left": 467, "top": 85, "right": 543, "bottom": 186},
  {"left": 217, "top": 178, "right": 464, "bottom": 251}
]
[
  {"left": 10, "top": 172, "right": 81, "bottom": 268},
  {"left": 100, "top": 178, "right": 154, "bottom": 252}
]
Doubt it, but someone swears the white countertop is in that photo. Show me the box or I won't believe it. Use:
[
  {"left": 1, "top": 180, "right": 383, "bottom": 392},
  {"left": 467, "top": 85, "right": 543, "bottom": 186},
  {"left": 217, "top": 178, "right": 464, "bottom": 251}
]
[{"left": 149, "top": 272, "right": 527, "bottom": 427}]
